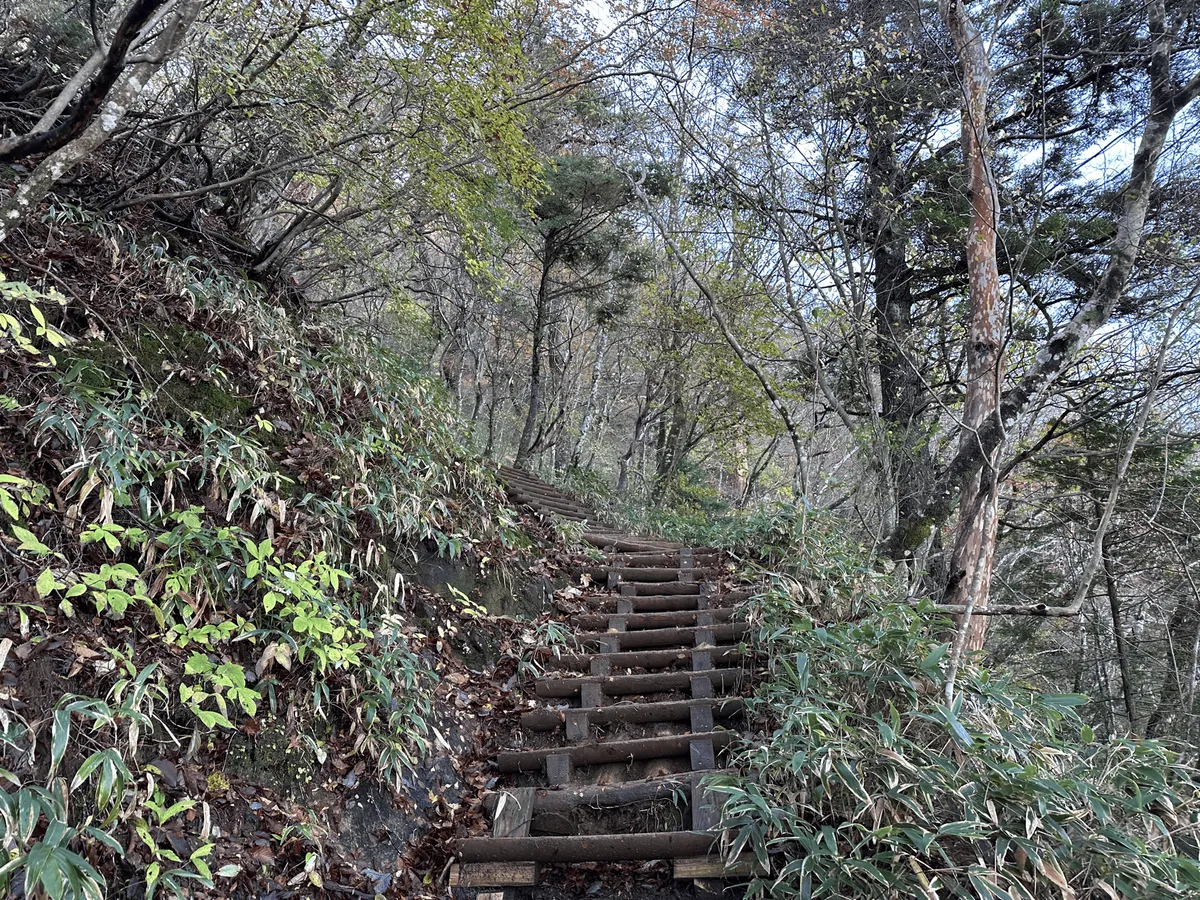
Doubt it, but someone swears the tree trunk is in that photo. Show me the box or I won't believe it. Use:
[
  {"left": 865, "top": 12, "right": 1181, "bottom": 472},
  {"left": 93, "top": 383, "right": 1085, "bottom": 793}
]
[
  {"left": 888, "top": 0, "right": 1200, "bottom": 557},
  {"left": 940, "top": 0, "right": 1005, "bottom": 651},
  {"left": 571, "top": 331, "right": 608, "bottom": 468},
  {"left": 0, "top": 0, "right": 203, "bottom": 242},
  {"left": 515, "top": 234, "right": 556, "bottom": 468},
  {"left": 863, "top": 1, "right": 933, "bottom": 551},
  {"left": 1102, "top": 540, "right": 1138, "bottom": 730}
]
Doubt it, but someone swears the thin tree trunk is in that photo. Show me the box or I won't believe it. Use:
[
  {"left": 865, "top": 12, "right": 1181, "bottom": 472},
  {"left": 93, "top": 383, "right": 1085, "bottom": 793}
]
[
  {"left": 571, "top": 331, "right": 608, "bottom": 468},
  {"left": 940, "top": 0, "right": 1005, "bottom": 652},
  {"left": 1102, "top": 539, "right": 1138, "bottom": 729},
  {"left": 888, "top": 0, "right": 1200, "bottom": 557},
  {"left": 0, "top": 0, "right": 203, "bottom": 242},
  {"left": 515, "top": 236, "right": 556, "bottom": 469}
]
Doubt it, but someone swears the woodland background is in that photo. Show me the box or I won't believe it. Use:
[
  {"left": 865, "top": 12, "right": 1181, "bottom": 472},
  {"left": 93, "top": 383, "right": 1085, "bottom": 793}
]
[{"left": 2, "top": 0, "right": 1200, "bottom": 897}]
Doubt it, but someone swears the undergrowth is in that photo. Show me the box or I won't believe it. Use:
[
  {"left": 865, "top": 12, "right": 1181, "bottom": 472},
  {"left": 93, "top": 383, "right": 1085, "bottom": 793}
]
[
  {"left": 0, "top": 206, "right": 521, "bottom": 897},
  {"left": 711, "top": 515, "right": 1200, "bottom": 899}
]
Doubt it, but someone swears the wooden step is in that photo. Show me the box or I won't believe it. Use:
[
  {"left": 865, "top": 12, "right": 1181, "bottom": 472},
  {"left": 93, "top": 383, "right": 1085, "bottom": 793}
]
[
  {"left": 610, "top": 553, "right": 721, "bottom": 568},
  {"left": 458, "top": 831, "right": 718, "bottom": 863},
  {"left": 584, "top": 594, "right": 705, "bottom": 613},
  {"left": 577, "top": 622, "right": 749, "bottom": 649},
  {"left": 573, "top": 608, "right": 735, "bottom": 630},
  {"left": 617, "top": 582, "right": 702, "bottom": 597},
  {"left": 543, "top": 647, "right": 744, "bottom": 673},
  {"left": 585, "top": 595, "right": 705, "bottom": 619},
  {"left": 533, "top": 668, "right": 743, "bottom": 699},
  {"left": 521, "top": 698, "right": 746, "bottom": 731},
  {"left": 482, "top": 770, "right": 728, "bottom": 815},
  {"left": 497, "top": 730, "right": 734, "bottom": 772},
  {"left": 582, "top": 532, "right": 681, "bottom": 552}
]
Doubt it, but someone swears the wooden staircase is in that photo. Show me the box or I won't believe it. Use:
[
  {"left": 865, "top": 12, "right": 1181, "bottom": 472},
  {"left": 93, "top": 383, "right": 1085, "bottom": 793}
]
[{"left": 450, "top": 466, "right": 762, "bottom": 896}]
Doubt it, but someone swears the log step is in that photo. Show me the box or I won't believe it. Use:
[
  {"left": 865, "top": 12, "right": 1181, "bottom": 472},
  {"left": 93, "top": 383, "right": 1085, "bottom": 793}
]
[
  {"left": 496, "top": 730, "right": 734, "bottom": 773},
  {"left": 482, "top": 770, "right": 728, "bottom": 815},
  {"left": 543, "top": 647, "right": 743, "bottom": 673},
  {"left": 573, "top": 608, "right": 735, "bottom": 630},
  {"left": 458, "top": 831, "right": 718, "bottom": 864},
  {"left": 533, "top": 669, "right": 743, "bottom": 699},
  {"left": 521, "top": 697, "right": 746, "bottom": 731},
  {"left": 577, "top": 622, "right": 749, "bottom": 649}
]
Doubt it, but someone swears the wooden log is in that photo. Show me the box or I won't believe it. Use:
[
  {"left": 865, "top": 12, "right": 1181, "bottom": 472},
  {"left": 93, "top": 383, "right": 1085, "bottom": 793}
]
[
  {"left": 582, "top": 533, "right": 680, "bottom": 553},
  {"left": 496, "top": 731, "right": 735, "bottom": 773},
  {"left": 458, "top": 831, "right": 718, "bottom": 864},
  {"left": 611, "top": 553, "right": 720, "bottom": 568},
  {"left": 533, "top": 669, "right": 743, "bottom": 699},
  {"left": 520, "top": 698, "right": 745, "bottom": 731},
  {"left": 621, "top": 582, "right": 704, "bottom": 597},
  {"left": 482, "top": 771, "right": 726, "bottom": 816},
  {"left": 673, "top": 855, "right": 768, "bottom": 878},
  {"left": 542, "top": 647, "right": 743, "bottom": 673},
  {"left": 576, "top": 623, "right": 749, "bottom": 650},
  {"left": 448, "top": 862, "right": 540, "bottom": 887},
  {"left": 586, "top": 594, "right": 704, "bottom": 613},
  {"left": 573, "top": 608, "right": 735, "bottom": 630}
]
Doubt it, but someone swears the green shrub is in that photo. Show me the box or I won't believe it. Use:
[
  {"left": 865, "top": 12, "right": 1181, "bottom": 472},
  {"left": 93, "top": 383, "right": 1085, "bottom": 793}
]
[{"left": 711, "top": 518, "right": 1200, "bottom": 899}]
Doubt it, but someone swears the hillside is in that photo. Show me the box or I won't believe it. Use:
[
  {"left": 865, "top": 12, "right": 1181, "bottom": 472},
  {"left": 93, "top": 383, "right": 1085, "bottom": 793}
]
[
  {"left": 0, "top": 208, "right": 564, "bottom": 896},
  {"left": 4, "top": 0, "right": 1200, "bottom": 898}
]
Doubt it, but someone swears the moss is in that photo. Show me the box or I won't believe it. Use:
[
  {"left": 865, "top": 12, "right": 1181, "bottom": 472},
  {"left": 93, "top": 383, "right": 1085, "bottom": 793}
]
[
  {"left": 58, "top": 324, "right": 252, "bottom": 426},
  {"left": 224, "top": 717, "right": 330, "bottom": 797}
]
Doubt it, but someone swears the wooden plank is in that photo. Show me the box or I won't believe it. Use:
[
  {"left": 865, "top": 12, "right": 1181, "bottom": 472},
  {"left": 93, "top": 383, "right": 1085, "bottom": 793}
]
[
  {"left": 458, "top": 831, "right": 718, "bottom": 863},
  {"left": 580, "top": 681, "right": 603, "bottom": 708},
  {"left": 521, "top": 698, "right": 745, "bottom": 731},
  {"left": 674, "top": 855, "right": 767, "bottom": 878},
  {"left": 690, "top": 738, "right": 716, "bottom": 771},
  {"left": 496, "top": 730, "right": 735, "bottom": 772},
  {"left": 449, "top": 863, "right": 540, "bottom": 888},
  {"left": 534, "top": 668, "right": 742, "bottom": 699},
  {"left": 492, "top": 787, "right": 537, "bottom": 838},
  {"left": 545, "top": 753, "right": 572, "bottom": 787},
  {"left": 690, "top": 772, "right": 719, "bottom": 832},
  {"left": 565, "top": 709, "right": 589, "bottom": 742}
]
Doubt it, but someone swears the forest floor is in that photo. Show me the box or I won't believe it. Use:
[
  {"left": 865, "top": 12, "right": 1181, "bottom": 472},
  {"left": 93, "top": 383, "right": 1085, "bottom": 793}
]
[{"left": 0, "top": 207, "right": 723, "bottom": 899}]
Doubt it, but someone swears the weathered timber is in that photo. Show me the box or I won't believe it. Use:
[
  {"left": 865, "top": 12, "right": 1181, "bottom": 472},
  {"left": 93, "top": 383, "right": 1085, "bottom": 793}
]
[
  {"left": 573, "top": 608, "right": 734, "bottom": 630},
  {"left": 542, "top": 647, "right": 743, "bottom": 672},
  {"left": 674, "top": 856, "right": 768, "bottom": 878},
  {"left": 611, "top": 553, "right": 720, "bottom": 568},
  {"left": 448, "top": 862, "right": 540, "bottom": 888},
  {"left": 496, "top": 730, "right": 735, "bottom": 773},
  {"left": 482, "top": 771, "right": 728, "bottom": 815},
  {"left": 458, "top": 832, "right": 718, "bottom": 864},
  {"left": 533, "top": 668, "right": 743, "bottom": 699},
  {"left": 582, "top": 533, "right": 680, "bottom": 553},
  {"left": 620, "top": 582, "right": 704, "bottom": 597},
  {"left": 520, "top": 697, "right": 745, "bottom": 731},
  {"left": 576, "top": 623, "right": 749, "bottom": 649},
  {"left": 586, "top": 594, "right": 705, "bottom": 613}
]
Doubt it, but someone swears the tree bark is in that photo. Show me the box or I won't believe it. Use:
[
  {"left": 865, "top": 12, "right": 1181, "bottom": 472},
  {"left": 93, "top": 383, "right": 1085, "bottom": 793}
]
[
  {"left": 939, "top": 0, "right": 1005, "bottom": 650},
  {"left": 515, "top": 232, "right": 557, "bottom": 469},
  {"left": 863, "top": 1, "right": 933, "bottom": 549},
  {"left": 0, "top": 0, "right": 174, "bottom": 163},
  {"left": 887, "top": 0, "right": 1200, "bottom": 560},
  {"left": 0, "top": 0, "right": 203, "bottom": 243}
]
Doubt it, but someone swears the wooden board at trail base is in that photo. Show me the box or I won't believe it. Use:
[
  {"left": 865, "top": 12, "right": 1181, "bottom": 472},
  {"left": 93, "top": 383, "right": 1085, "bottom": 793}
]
[
  {"left": 674, "top": 855, "right": 769, "bottom": 878},
  {"left": 448, "top": 862, "right": 540, "bottom": 887}
]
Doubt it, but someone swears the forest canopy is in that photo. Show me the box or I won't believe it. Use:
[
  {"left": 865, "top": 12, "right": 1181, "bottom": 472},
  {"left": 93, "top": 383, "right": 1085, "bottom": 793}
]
[{"left": 2, "top": 0, "right": 1200, "bottom": 897}]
